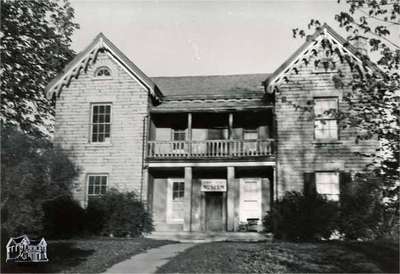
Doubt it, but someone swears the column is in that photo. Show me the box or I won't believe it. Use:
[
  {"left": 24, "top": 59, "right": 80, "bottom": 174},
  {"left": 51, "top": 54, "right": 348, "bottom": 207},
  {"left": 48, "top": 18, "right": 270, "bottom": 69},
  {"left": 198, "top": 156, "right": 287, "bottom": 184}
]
[
  {"left": 227, "top": 166, "right": 235, "bottom": 231},
  {"left": 228, "top": 113, "right": 233, "bottom": 139},
  {"left": 183, "top": 167, "right": 192, "bottom": 231},
  {"left": 228, "top": 113, "right": 233, "bottom": 156},
  {"left": 187, "top": 113, "right": 192, "bottom": 155}
]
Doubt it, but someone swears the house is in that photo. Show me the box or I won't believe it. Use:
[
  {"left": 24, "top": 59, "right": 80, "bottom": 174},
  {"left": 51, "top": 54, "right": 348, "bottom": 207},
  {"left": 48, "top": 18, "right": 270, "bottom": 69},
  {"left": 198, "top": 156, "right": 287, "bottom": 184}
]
[
  {"left": 45, "top": 24, "right": 376, "bottom": 233},
  {"left": 6, "top": 235, "right": 48, "bottom": 262}
]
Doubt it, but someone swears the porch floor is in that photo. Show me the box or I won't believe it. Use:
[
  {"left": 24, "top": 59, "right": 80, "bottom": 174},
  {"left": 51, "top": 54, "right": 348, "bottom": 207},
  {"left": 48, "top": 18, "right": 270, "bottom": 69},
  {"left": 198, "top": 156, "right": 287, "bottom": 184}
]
[{"left": 145, "top": 232, "right": 272, "bottom": 243}]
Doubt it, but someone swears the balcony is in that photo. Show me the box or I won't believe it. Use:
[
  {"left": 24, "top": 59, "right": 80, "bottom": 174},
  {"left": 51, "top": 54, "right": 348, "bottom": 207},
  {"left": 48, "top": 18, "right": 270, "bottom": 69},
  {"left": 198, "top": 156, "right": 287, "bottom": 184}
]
[{"left": 147, "top": 139, "right": 274, "bottom": 159}]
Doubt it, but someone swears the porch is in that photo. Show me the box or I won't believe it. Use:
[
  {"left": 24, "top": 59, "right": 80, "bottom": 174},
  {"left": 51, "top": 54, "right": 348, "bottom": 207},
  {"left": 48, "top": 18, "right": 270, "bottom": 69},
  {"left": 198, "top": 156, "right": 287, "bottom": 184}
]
[{"left": 147, "top": 110, "right": 275, "bottom": 160}]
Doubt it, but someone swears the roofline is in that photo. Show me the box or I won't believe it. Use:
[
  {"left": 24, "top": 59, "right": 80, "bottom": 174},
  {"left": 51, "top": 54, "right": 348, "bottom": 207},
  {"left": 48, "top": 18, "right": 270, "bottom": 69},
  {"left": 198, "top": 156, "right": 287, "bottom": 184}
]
[
  {"left": 45, "top": 33, "right": 163, "bottom": 100},
  {"left": 264, "top": 23, "right": 381, "bottom": 91}
]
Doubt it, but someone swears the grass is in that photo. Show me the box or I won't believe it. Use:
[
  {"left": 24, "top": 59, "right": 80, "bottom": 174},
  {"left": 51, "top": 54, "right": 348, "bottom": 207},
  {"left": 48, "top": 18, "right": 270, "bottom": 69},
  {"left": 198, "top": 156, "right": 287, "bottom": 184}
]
[
  {"left": 157, "top": 240, "right": 399, "bottom": 273},
  {"left": 1, "top": 237, "right": 173, "bottom": 273}
]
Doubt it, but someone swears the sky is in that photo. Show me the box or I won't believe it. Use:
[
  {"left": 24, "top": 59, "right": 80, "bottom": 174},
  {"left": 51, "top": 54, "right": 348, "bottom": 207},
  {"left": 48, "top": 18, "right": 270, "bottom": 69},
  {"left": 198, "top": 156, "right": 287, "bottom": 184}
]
[{"left": 69, "top": 0, "right": 348, "bottom": 77}]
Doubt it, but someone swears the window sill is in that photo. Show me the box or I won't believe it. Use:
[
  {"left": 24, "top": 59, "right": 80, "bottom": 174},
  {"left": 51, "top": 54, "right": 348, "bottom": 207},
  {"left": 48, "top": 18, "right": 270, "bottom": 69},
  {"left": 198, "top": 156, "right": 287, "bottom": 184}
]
[
  {"left": 86, "top": 142, "right": 113, "bottom": 147},
  {"left": 312, "top": 140, "right": 342, "bottom": 145}
]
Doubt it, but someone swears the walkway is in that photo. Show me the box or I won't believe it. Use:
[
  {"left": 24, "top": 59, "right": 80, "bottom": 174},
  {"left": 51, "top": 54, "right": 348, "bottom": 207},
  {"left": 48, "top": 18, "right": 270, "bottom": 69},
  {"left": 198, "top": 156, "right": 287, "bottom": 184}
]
[
  {"left": 146, "top": 231, "right": 272, "bottom": 243},
  {"left": 103, "top": 243, "right": 195, "bottom": 273}
]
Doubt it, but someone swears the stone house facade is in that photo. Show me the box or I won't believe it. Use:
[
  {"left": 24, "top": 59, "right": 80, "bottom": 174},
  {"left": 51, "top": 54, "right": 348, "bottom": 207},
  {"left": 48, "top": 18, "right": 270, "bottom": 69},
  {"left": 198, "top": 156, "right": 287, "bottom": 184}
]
[{"left": 46, "top": 24, "right": 376, "bottom": 232}]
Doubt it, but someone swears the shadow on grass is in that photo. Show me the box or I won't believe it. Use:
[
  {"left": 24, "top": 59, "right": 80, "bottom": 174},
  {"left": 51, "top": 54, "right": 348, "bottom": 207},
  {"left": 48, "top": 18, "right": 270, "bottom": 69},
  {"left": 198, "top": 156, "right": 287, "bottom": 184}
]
[
  {"left": 343, "top": 240, "right": 400, "bottom": 273},
  {"left": 1, "top": 242, "right": 94, "bottom": 273}
]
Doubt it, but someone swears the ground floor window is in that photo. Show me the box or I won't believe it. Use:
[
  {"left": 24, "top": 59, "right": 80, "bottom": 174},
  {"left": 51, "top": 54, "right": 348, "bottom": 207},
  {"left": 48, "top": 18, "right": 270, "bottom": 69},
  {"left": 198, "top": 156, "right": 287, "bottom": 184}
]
[
  {"left": 315, "top": 172, "right": 340, "bottom": 201},
  {"left": 167, "top": 179, "right": 185, "bottom": 223},
  {"left": 87, "top": 174, "right": 108, "bottom": 197}
]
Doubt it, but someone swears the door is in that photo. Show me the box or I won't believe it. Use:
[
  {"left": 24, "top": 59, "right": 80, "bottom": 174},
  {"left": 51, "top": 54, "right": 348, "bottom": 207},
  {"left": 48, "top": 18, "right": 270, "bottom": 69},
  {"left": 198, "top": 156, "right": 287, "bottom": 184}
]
[
  {"left": 205, "top": 192, "right": 223, "bottom": 231},
  {"left": 240, "top": 179, "right": 262, "bottom": 223}
]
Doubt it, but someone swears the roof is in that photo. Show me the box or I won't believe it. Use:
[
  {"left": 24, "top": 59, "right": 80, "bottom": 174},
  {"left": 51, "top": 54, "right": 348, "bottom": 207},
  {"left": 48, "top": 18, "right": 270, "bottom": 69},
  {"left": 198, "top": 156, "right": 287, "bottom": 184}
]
[
  {"left": 7, "top": 235, "right": 28, "bottom": 246},
  {"left": 46, "top": 33, "right": 162, "bottom": 101},
  {"left": 264, "top": 23, "right": 380, "bottom": 91},
  {"left": 152, "top": 74, "right": 269, "bottom": 98},
  {"left": 150, "top": 74, "right": 272, "bottom": 112}
]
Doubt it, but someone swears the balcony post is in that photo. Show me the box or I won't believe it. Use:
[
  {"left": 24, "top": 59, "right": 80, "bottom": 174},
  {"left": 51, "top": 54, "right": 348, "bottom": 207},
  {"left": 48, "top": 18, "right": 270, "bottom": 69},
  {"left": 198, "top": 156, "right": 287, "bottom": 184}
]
[
  {"left": 228, "top": 113, "right": 233, "bottom": 139},
  {"left": 228, "top": 113, "right": 233, "bottom": 155},
  {"left": 187, "top": 113, "right": 192, "bottom": 155}
]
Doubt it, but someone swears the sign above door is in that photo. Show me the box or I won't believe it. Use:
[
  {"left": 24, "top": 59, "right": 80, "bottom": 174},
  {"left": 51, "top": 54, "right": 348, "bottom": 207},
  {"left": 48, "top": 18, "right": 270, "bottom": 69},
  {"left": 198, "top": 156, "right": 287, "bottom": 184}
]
[{"left": 201, "top": 180, "right": 227, "bottom": 192}]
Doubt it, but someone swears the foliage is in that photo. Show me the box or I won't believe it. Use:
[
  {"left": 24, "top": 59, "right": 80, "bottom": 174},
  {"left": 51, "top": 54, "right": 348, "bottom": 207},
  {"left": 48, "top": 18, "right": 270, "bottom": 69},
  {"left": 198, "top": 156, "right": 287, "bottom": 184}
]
[
  {"left": 0, "top": 125, "right": 79, "bottom": 237},
  {"left": 85, "top": 189, "right": 154, "bottom": 237},
  {"left": 291, "top": 0, "right": 399, "bottom": 237},
  {"left": 339, "top": 172, "right": 400, "bottom": 240},
  {"left": 263, "top": 191, "right": 339, "bottom": 241},
  {"left": 1, "top": 0, "right": 79, "bottom": 137},
  {"left": 42, "top": 196, "right": 86, "bottom": 239}
]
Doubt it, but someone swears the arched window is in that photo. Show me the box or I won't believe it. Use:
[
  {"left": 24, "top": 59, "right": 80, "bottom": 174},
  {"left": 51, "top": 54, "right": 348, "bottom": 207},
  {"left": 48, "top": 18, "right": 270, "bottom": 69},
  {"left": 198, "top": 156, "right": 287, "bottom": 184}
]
[{"left": 95, "top": 66, "right": 111, "bottom": 78}]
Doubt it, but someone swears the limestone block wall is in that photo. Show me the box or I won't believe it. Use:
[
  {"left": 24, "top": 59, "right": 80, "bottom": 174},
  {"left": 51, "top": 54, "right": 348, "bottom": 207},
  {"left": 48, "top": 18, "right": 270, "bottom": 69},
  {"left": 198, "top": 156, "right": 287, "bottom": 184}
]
[{"left": 54, "top": 51, "right": 150, "bottom": 206}]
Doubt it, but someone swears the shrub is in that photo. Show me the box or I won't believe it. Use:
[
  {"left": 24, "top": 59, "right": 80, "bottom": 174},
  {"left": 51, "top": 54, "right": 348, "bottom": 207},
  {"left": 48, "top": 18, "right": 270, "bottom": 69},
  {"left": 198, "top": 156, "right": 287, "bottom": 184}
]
[
  {"left": 1, "top": 125, "right": 79, "bottom": 237},
  {"left": 264, "top": 191, "right": 339, "bottom": 241},
  {"left": 42, "top": 196, "right": 86, "bottom": 239},
  {"left": 85, "top": 189, "right": 153, "bottom": 237},
  {"left": 338, "top": 173, "right": 400, "bottom": 240}
]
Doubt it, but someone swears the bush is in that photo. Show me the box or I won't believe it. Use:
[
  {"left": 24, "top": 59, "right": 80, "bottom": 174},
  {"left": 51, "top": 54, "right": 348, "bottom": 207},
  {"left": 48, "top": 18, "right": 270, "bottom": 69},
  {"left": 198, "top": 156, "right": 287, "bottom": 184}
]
[
  {"left": 1, "top": 125, "right": 79, "bottom": 237},
  {"left": 338, "top": 173, "right": 400, "bottom": 240},
  {"left": 264, "top": 191, "right": 339, "bottom": 241},
  {"left": 42, "top": 196, "right": 86, "bottom": 239},
  {"left": 85, "top": 189, "right": 153, "bottom": 237}
]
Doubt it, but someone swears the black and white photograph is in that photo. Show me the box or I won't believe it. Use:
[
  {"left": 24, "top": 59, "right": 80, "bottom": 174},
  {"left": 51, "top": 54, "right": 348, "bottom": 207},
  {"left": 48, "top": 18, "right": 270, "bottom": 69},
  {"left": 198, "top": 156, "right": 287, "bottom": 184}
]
[{"left": 1, "top": 0, "right": 399, "bottom": 273}]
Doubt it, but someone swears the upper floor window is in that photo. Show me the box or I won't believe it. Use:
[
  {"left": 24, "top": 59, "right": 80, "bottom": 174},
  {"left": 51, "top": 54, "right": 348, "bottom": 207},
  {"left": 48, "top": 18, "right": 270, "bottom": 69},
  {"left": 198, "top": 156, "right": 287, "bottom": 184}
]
[
  {"left": 90, "top": 104, "right": 111, "bottom": 143},
  {"left": 88, "top": 174, "right": 108, "bottom": 197},
  {"left": 243, "top": 129, "right": 258, "bottom": 140},
  {"left": 94, "top": 66, "right": 111, "bottom": 78},
  {"left": 314, "top": 98, "right": 338, "bottom": 140},
  {"left": 315, "top": 172, "right": 339, "bottom": 201},
  {"left": 172, "top": 129, "right": 186, "bottom": 141}
]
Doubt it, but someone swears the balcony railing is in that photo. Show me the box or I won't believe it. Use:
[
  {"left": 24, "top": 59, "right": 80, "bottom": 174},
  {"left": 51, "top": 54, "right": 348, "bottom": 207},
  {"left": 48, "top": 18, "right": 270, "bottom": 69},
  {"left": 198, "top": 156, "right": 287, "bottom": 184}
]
[{"left": 147, "top": 139, "right": 274, "bottom": 159}]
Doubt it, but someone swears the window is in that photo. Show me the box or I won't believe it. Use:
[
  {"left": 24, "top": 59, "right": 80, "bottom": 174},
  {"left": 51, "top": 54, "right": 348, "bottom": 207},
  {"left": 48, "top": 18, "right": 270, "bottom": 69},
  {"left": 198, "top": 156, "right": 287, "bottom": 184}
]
[
  {"left": 244, "top": 129, "right": 258, "bottom": 140},
  {"left": 90, "top": 104, "right": 111, "bottom": 143},
  {"left": 172, "top": 181, "right": 185, "bottom": 200},
  {"left": 95, "top": 66, "right": 111, "bottom": 78},
  {"left": 244, "top": 129, "right": 258, "bottom": 152},
  {"left": 172, "top": 129, "right": 186, "bottom": 141},
  {"left": 314, "top": 98, "right": 338, "bottom": 140},
  {"left": 315, "top": 172, "right": 339, "bottom": 201},
  {"left": 88, "top": 175, "right": 108, "bottom": 196}
]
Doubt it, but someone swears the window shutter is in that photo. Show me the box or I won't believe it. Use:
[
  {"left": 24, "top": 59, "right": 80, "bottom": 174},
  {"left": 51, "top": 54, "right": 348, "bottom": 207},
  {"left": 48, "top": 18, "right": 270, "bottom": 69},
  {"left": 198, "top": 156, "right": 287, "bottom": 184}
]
[
  {"left": 339, "top": 172, "right": 352, "bottom": 199},
  {"left": 303, "top": 172, "right": 316, "bottom": 196}
]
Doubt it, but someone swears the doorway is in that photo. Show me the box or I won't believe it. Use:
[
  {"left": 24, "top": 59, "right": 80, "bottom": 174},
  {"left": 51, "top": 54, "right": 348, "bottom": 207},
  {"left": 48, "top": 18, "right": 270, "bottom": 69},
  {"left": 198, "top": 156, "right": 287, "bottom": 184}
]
[{"left": 205, "top": 192, "right": 224, "bottom": 231}]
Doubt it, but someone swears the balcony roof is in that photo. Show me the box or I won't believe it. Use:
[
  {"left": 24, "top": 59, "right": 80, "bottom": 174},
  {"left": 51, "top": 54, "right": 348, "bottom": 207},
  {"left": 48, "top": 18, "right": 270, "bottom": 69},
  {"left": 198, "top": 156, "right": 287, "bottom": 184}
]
[
  {"left": 150, "top": 98, "right": 272, "bottom": 113},
  {"left": 152, "top": 73, "right": 270, "bottom": 98},
  {"left": 150, "top": 73, "right": 272, "bottom": 112}
]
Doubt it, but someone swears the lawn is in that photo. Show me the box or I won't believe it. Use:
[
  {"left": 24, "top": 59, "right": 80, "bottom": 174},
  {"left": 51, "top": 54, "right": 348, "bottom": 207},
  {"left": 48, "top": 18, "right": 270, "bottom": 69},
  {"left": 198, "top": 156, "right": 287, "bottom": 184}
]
[
  {"left": 157, "top": 240, "right": 399, "bottom": 273},
  {"left": 1, "top": 237, "right": 173, "bottom": 273}
]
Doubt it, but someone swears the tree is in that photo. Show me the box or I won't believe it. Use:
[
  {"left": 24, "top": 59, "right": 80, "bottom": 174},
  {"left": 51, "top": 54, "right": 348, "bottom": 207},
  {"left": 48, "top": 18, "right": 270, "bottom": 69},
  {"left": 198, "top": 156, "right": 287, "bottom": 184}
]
[
  {"left": 0, "top": 125, "right": 79, "bottom": 237},
  {"left": 1, "top": 0, "right": 79, "bottom": 137},
  {"left": 292, "top": 0, "right": 399, "bottom": 238}
]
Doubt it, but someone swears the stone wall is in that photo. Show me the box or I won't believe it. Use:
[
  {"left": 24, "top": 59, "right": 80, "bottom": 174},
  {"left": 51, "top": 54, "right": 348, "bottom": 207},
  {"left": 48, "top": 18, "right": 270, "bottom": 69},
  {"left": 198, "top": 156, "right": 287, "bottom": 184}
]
[{"left": 54, "top": 51, "right": 150, "bottom": 206}]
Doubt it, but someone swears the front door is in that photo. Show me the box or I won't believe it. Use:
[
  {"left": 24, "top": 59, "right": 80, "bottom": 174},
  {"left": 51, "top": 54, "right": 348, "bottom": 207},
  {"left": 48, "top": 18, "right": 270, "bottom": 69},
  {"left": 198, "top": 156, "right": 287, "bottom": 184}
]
[{"left": 205, "top": 192, "right": 223, "bottom": 231}]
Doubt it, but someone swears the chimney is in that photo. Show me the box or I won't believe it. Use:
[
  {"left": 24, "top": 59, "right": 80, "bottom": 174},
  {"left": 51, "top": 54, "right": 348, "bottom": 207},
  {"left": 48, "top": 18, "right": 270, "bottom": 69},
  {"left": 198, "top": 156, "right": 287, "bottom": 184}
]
[{"left": 351, "top": 36, "right": 369, "bottom": 56}]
